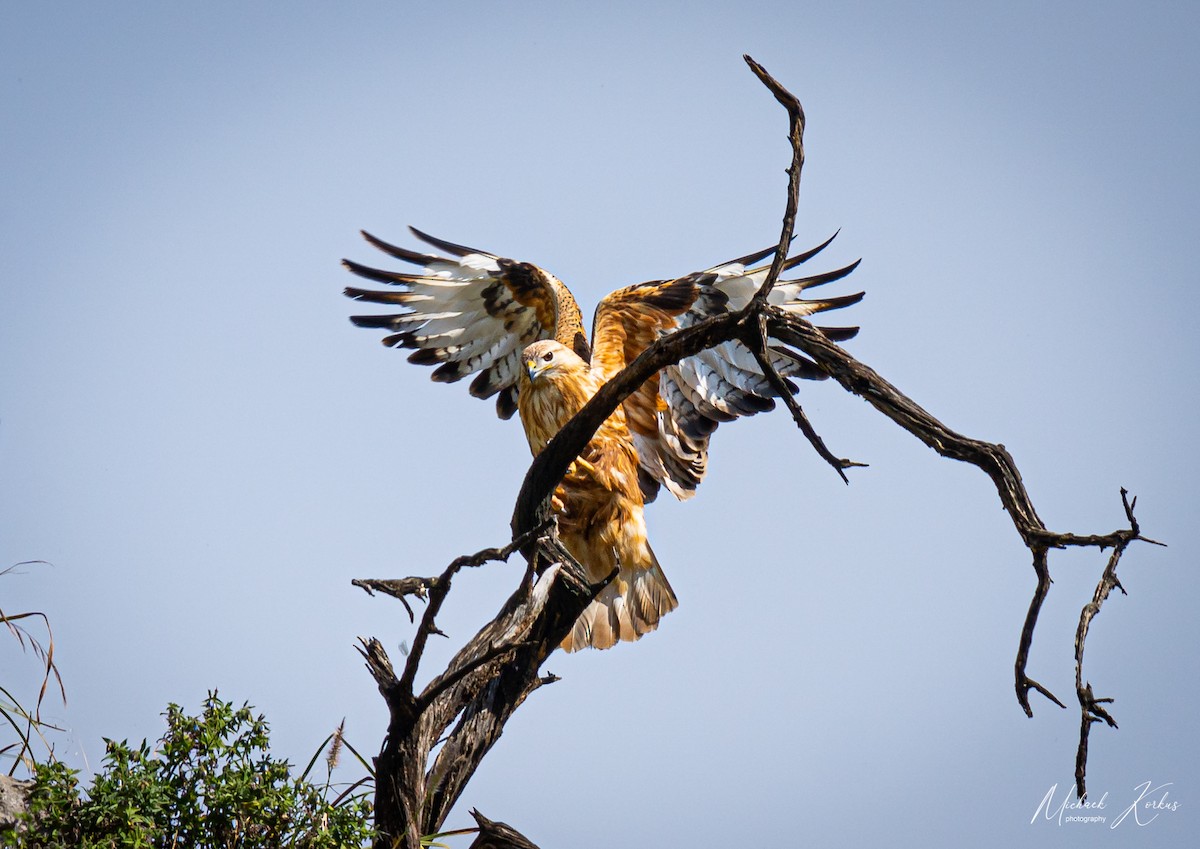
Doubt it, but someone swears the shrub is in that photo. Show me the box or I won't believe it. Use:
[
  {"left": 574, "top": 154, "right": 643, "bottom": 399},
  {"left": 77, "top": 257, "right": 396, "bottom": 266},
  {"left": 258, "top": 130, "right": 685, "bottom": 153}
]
[{"left": 3, "top": 693, "right": 372, "bottom": 848}]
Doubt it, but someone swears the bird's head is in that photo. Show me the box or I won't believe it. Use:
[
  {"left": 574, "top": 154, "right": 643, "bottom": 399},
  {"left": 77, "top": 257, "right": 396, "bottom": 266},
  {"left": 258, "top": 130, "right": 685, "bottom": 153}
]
[{"left": 522, "top": 339, "right": 582, "bottom": 384}]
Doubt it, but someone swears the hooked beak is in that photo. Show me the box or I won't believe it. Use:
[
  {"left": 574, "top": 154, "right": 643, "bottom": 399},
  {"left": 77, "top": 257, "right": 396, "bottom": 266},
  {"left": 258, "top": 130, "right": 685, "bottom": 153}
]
[{"left": 524, "top": 357, "right": 541, "bottom": 382}]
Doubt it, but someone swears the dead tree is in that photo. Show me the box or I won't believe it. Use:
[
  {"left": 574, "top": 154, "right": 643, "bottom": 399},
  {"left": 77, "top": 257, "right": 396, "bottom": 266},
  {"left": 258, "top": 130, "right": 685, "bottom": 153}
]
[{"left": 350, "top": 56, "right": 1161, "bottom": 848}]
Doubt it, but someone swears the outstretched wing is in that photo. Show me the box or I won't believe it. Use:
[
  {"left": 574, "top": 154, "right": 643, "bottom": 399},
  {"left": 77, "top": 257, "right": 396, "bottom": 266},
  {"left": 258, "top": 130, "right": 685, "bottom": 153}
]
[
  {"left": 343, "top": 228, "right": 590, "bottom": 419},
  {"left": 590, "top": 235, "right": 863, "bottom": 502}
]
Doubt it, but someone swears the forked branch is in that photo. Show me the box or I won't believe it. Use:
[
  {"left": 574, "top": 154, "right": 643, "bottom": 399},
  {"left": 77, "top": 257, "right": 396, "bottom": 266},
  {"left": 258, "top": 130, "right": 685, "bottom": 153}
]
[
  {"left": 355, "top": 55, "right": 1160, "bottom": 847},
  {"left": 1071, "top": 490, "right": 1164, "bottom": 798}
]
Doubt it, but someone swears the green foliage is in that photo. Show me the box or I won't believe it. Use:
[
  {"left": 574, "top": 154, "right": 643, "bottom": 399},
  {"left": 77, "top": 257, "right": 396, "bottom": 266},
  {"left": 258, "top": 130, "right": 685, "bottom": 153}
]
[{"left": 3, "top": 693, "right": 373, "bottom": 848}]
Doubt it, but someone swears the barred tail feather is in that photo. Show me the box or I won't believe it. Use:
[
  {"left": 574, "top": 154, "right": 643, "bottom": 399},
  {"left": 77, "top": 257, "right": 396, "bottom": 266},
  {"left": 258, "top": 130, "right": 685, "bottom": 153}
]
[{"left": 560, "top": 556, "right": 678, "bottom": 652}]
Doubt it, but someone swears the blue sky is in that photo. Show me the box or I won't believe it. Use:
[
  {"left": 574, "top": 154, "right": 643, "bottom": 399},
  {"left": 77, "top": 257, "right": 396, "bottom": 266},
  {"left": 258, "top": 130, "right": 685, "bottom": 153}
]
[{"left": 2, "top": 2, "right": 1196, "bottom": 846}]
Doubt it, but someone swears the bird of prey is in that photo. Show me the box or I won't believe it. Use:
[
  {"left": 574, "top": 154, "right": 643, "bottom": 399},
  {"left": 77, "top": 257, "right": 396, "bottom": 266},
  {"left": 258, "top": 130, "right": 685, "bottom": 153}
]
[{"left": 343, "top": 227, "right": 861, "bottom": 651}]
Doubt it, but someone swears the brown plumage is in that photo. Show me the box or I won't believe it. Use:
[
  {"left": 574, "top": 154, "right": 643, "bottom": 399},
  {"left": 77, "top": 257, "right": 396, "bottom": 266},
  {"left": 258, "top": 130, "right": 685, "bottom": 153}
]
[
  {"left": 344, "top": 227, "right": 862, "bottom": 650},
  {"left": 518, "top": 339, "right": 676, "bottom": 650}
]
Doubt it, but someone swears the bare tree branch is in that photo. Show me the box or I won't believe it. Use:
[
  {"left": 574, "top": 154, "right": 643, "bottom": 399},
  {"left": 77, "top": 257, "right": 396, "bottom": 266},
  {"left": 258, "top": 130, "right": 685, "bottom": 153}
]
[
  {"left": 399, "top": 519, "right": 555, "bottom": 697},
  {"left": 351, "top": 54, "right": 1162, "bottom": 846},
  {"left": 467, "top": 809, "right": 541, "bottom": 849},
  {"left": 352, "top": 577, "right": 434, "bottom": 623},
  {"left": 749, "top": 312, "right": 863, "bottom": 480},
  {"left": 1072, "top": 489, "right": 1166, "bottom": 799},
  {"left": 742, "top": 54, "right": 805, "bottom": 305},
  {"left": 1014, "top": 548, "right": 1067, "bottom": 715},
  {"left": 511, "top": 56, "right": 811, "bottom": 539}
]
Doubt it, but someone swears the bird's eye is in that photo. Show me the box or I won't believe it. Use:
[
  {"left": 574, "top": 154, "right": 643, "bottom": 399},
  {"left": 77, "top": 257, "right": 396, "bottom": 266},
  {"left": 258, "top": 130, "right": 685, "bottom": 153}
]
[{"left": 541, "top": 351, "right": 554, "bottom": 362}]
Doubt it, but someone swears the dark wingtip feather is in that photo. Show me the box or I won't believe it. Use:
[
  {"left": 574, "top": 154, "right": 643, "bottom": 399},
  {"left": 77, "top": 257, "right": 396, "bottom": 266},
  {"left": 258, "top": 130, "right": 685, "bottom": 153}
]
[
  {"left": 431, "top": 361, "right": 466, "bottom": 383},
  {"left": 808, "top": 291, "right": 866, "bottom": 313},
  {"left": 721, "top": 237, "right": 794, "bottom": 268},
  {"left": 469, "top": 368, "right": 501, "bottom": 399},
  {"left": 496, "top": 387, "right": 518, "bottom": 420},
  {"left": 408, "top": 226, "right": 492, "bottom": 258},
  {"left": 781, "top": 230, "right": 840, "bottom": 269},
  {"left": 342, "top": 258, "right": 422, "bottom": 286},
  {"left": 344, "top": 286, "right": 409, "bottom": 305},
  {"left": 360, "top": 230, "right": 441, "bottom": 266},
  {"left": 349, "top": 313, "right": 400, "bottom": 329},
  {"left": 735, "top": 393, "right": 776, "bottom": 415},
  {"left": 406, "top": 348, "right": 442, "bottom": 366},
  {"left": 789, "top": 258, "right": 862, "bottom": 290}
]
